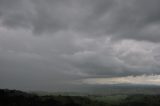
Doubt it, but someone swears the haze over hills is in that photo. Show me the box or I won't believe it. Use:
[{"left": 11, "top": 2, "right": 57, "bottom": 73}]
[{"left": 29, "top": 84, "right": 160, "bottom": 96}]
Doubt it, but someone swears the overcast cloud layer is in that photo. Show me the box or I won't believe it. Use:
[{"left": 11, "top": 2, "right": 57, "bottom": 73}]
[{"left": 1, "top": 0, "right": 160, "bottom": 91}]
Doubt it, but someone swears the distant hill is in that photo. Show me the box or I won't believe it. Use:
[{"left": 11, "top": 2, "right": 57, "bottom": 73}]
[
  {"left": 1, "top": 88, "right": 160, "bottom": 106},
  {"left": 0, "top": 89, "right": 105, "bottom": 106},
  {"left": 84, "top": 84, "right": 160, "bottom": 95},
  {"left": 32, "top": 84, "right": 160, "bottom": 96}
]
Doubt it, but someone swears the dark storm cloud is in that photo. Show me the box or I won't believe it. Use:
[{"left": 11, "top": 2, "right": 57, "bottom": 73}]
[
  {"left": 1, "top": 0, "right": 160, "bottom": 41},
  {"left": 78, "top": 0, "right": 160, "bottom": 42},
  {"left": 1, "top": 0, "right": 160, "bottom": 90}
]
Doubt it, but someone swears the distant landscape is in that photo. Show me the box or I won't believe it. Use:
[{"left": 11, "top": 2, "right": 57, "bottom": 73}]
[
  {"left": 33, "top": 84, "right": 160, "bottom": 96},
  {"left": 1, "top": 0, "right": 160, "bottom": 106},
  {"left": 1, "top": 88, "right": 160, "bottom": 106}
]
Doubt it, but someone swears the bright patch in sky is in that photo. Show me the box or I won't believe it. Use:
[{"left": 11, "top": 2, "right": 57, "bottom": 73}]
[{"left": 82, "top": 75, "right": 160, "bottom": 85}]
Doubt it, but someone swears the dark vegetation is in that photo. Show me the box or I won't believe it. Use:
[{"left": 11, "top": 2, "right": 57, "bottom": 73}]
[
  {"left": 1, "top": 89, "right": 160, "bottom": 106},
  {"left": 0, "top": 89, "right": 105, "bottom": 106}
]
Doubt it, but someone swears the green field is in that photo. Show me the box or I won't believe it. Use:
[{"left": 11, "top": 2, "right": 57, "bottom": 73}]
[{"left": 90, "top": 95, "right": 127, "bottom": 105}]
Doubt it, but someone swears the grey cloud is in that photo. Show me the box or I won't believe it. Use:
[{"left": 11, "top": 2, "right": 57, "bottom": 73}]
[
  {"left": 0, "top": 47, "right": 84, "bottom": 91},
  {"left": 1, "top": 0, "right": 160, "bottom": 91},
  {"left": 1, "top": 0, "right": 160, "bottom": 42},
  {"left": 0, "top": 0, "right": 115, "bottom": 35},
  {"left": 0, "top": 29, "right": 86, "bottom": 91},
  {"left": 1, "top": 27, "right": 160, "bottom": 91},
  {"left": 77, "top": 0, "right": 160, "bottom": 42},
  {"left": 64, "top": 40, "right": 160, "bottom": 77},
  {"left": 109, "top": 0, "right": 160, "bottom": 42}
]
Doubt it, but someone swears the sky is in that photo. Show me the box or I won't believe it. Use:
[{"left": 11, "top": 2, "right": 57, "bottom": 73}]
[{"left": 1, "top": 0, "right": 160, "bottom": 91}]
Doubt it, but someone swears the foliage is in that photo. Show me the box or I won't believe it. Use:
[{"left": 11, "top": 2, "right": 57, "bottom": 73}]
[{"left": 0, "top": 89, "right": 105, "bottom": 106}]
